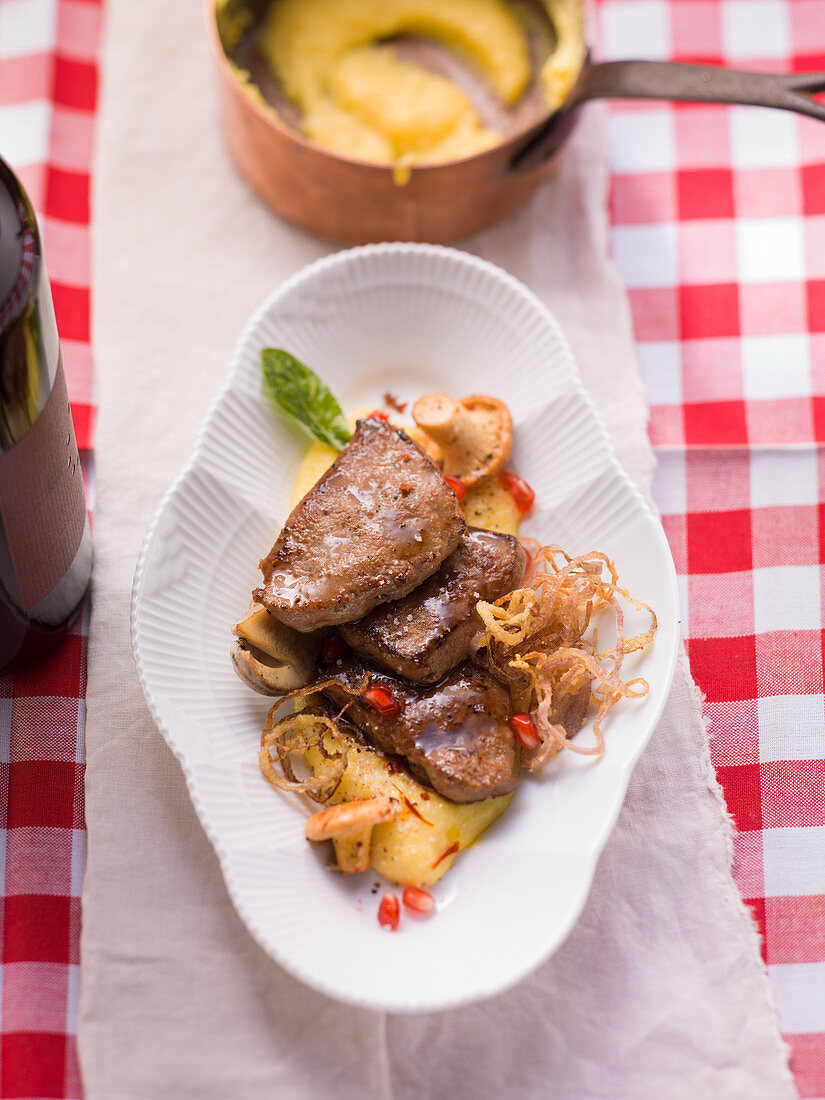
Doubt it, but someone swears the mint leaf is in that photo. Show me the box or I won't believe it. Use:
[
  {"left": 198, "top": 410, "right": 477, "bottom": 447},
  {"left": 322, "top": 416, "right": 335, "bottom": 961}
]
[{"left": 261, "top": 349, "right": 352, "bottom": 451}]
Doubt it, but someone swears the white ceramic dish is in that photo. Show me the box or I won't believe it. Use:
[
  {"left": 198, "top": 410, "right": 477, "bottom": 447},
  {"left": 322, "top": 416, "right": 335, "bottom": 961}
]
[{"left": 132, "top": 243, "right": 679, "bottom": 1013}]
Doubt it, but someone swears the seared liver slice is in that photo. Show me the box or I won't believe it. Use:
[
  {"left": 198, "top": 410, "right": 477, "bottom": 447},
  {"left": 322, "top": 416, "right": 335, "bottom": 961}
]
[
  {"left": 321, "top": 656, "right": 520, "bottom": 803},
  {"left": 549, "top": 668, "right": 591, "bottom": 738},
  {"left": 340, "top": 528, "right": 526, "bottom": 683},
  {"left": 254, "top": 418, "right": 464, "bottom": 632}
]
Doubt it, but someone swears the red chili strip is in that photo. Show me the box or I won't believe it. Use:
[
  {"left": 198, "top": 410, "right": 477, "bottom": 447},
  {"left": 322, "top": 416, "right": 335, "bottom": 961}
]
[
  {"left": 431, "top": 841, "right": 460, "bottom": 870},
  {"left": 499, "top": 471, "right": 535, "bottom": 514},
  {"left": 383, "top": 392, "right": 407, "bottom": 413},
  {"left": 444, "top": 475, "right": 466, "bottom": 502},
  {"left": 402, "top": 796, "right": 433, "bottom": 827}
]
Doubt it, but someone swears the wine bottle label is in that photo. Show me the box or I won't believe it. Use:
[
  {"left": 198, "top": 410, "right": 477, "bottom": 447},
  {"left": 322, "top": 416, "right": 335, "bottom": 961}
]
[{"left": 0, "top": 357, "right": 86, "bottom": 610}]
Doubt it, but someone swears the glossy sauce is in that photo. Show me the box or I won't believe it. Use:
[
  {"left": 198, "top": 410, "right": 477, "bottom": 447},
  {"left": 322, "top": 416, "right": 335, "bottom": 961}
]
[
  {"left": 321, "top": 655, "right": 521, "bottom": 800},
  {"left": 345, "top": 527, "right": 523, "bottom": 661},
  {"left": 411, "top": 671, "right": 500, "bottom": 757},
  {"left": 264, "top": 433, "right": 445, "bottom": 599}
]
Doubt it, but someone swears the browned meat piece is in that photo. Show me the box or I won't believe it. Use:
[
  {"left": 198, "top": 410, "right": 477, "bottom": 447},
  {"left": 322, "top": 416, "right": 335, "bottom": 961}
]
[
  {"left": 549, "top": 668, "right": 592, "bottom": 738},
  {"left": 340, "top": 528, "right": 526, "bottom": 684},
  {"left": 321, "top": 656, "right": 520, "bottom": 803},
  {"left": 254, "top": 418, "right": 465, "bottom": 632}
]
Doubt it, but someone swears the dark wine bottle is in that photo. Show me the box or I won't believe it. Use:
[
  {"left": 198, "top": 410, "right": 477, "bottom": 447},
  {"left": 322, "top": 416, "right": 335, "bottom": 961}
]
[{"left": 0, "top": 155, "right": 92, "bottom": 673}]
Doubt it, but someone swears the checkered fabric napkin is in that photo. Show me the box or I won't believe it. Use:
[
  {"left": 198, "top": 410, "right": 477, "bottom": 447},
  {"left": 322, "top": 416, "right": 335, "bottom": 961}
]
[
  {"left": 0, "top": 0, "right": 101, "bottom": 1096},
  {"left": 597, "top": 0, "right": 825, "bottom": 1094}
]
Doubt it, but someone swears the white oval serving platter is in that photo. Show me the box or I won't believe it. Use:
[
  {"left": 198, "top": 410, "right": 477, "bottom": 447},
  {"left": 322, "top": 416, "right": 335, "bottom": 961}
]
[{"left": 132, "top": 243, "right": 680, "bottom": 1013}]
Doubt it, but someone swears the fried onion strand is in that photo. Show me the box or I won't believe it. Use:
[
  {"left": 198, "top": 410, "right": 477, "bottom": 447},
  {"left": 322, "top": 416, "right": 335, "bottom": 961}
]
[
  {"left": 257, "top": 676, "right": 369, "bottom": 803},
  {"left": 476, "top": 547, "right": 657, "bottom": 767}
]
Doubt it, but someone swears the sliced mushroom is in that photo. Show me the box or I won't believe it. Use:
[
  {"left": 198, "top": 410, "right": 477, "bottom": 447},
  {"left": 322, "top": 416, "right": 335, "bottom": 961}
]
[
  {"left": 412, "top": 393, "right": 512, "bottom": 487},
  {"left": 231, "top": 605, "right": 318, "bottom": 696},
  {"left": 406, "top": 425, "right": 443, "bottom": 466},
  {"left": 305, "top": 796, "right": 400, "bottom": 874}
]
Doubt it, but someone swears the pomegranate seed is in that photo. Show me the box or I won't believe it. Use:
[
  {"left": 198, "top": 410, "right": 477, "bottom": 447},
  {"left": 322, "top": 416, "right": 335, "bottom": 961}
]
[
  {"left": 402, "top": 886, "right": 435, "bottom": 915},
  {"left": 509, "top": 712, "right": 541, "bottom": 750},
  {"left": 320, "top": 634, "right": 348, "bottom": 663},
  {"left": 499, "top": 471, "right": 535, "bottom": 514},
  {"left": 363, "top": 684, "right": 401, "bottom": 718},
  {"left": 444, "top": 475, "right": 466, "bottom": 503},
  {"left": 378, "top": 891, "right": 400, "bottom": 931},
  {"left": 368, "top": 410, "right": 390, "bottom": 422}
]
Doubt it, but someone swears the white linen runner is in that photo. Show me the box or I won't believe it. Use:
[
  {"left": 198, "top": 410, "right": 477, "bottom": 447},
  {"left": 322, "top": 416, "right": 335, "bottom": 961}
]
[{"left": 79, "top": 1, "right": 795, "bottom": 1095}]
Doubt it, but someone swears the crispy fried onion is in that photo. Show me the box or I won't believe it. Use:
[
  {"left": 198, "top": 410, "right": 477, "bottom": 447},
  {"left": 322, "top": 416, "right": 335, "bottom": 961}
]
[
  {"left": 476, "top": 546, "right": 656, "bottom": 768},
  {"left": 258, "top": 677, "right": 367, "bottom": 804}
]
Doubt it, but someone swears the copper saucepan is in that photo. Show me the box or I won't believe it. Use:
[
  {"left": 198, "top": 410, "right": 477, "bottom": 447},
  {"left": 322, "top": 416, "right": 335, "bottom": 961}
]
[{"left": 206, "top": 2, "right": 825, "bottom": 244}]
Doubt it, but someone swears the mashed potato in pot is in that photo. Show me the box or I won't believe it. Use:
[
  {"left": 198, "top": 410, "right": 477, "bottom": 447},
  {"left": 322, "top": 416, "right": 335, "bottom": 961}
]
[{"left": 218, "top": 0, "right": 585, "bottom": 172}]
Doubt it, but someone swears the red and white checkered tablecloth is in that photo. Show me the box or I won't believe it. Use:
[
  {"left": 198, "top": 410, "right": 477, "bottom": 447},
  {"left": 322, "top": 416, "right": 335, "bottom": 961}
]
[
  {"left": 2, "top": 0, "right": 825, "bottom": 1096},
  {"left": 0, "top": 1, "right": 100, "bottom": 1096},
  {"left": 597, "top": 0, "right": 825, "bottom": 1094}
]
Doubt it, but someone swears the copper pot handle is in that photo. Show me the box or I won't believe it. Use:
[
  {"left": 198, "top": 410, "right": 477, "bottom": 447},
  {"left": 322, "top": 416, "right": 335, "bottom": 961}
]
[{"left": 513, "top": 60, "right": 825, "bottom": 171}]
